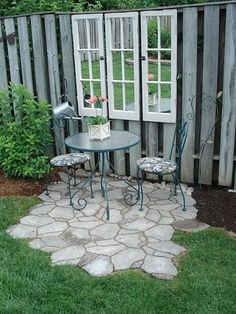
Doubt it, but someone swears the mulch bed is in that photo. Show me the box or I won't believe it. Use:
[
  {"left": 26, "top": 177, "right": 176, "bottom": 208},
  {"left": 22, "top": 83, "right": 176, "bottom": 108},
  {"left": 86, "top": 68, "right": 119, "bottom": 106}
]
[{"left": 0, "top": 169, "right": 235, "bottom": 232}]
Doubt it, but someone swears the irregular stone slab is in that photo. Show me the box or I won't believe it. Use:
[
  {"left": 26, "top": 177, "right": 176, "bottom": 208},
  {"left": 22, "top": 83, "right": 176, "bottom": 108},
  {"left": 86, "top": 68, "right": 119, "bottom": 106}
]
[
  {"left": 154, "top": 251, "right": 173, "bottom": 258},
  {"left": 115, "top": 233, "right": 146, "bottom": 248},
  {"left": 102, "top": 210, "right": 123, "bottom": 223},
  {"left": 56, "top": 199, "right": 71, "bottom": 207},
  {"left": 90, "top": 224, "right": 120, "bottom": 239},
  {"left": 41, "top": 246, "right": 60, "bottom": 253},
  {"left": 9, "top": 224, "right": 37, "bottom": 239},
  {"left": 101, "top": 200, "right": 125, "bottom": 210},
  {"left": 46, "top": 192, "right": 62, "bottom": 201},
  {"left": 29, "top": 238, "right": 46, "bottom": 249},
  {"left": 148, "top": 189, "right": 171, "bottom": 200},
  {"left": 38, "top": 222, "right": 68, "bottom": 235},
  {"left": 69, "top": 220, "right": 104, "bottom": 229},
  {"left": 47, "top": 182, "right": 68, "bottom": 192},
  {"left": 159, "top": 217, "right": 174, "bottom": 225},
  {"left": 172, "top": 219, "right": 209, "bottom": 232},
  {"left": 20, "top": 215, "right": 54, "bottom": 226},
  {"left": 40, "top": 231, "right": 64, "bottom": 238},
  {"left": 121, "top": 218, "right": 156, "bottom": 231},
  {"left": 49, "top": 207, "right": 74, "bottom": 220},
  {"left": 142, "top": 255, "right": 177, "bottom": 277},
  {"left": 78, "top": 216, "right": 99, "bottom": 222},
  {"left": 96, "top": 239, "right": 120, "bottom": 246},
  {"left": 83, "top": 204, "right": 101, "bottom": 216},
  {"left": 86, "top": 194, "right": 104, "bottom": 204},
  {"left": 62, "top": 227, "right": 90, "bottom": 244},
  {"left": 108, "top": 180, "right": 128, "bottom": 188},
  {"left": 83, "top": 255, "right": 113, "bottom": 276},
  {"left": 124, "top": 205, "right": 146, "bottom": 219},
  {"left": 172, "top": 207, "right": 198, "bottom": 220},
  {"left": 54, "top": 258, "right": 81, "bottom": 266},
  {"left": 77, "top": 252, "right": 97, "bottom": 267},
  {"left": 38, "top": 192, "right": 51, "bottom": 202},
  {"left": 143, "top": 246, "right": 155, "bottom": 255},
  {"left": 148, "top": 241, "right": 186, "bottom": 255},
  {"left": 118, "top": 229, "right": 141, "bottom": 235},
  {"left": 150, "top": 203, "right": 180, "bottom": 212},
  {"left": 145, "top": 225, "right": 175, "bottom": 241},
  {"left": 145, "top": 209, "right": 161, "bottom": 223},
  {"left": 87, "top": 244, "right": 125, "bottom": 256},
  {"left": 41, "top": 236, "right": 68, "bottom": 248},
  {"left": 159, "top": 210, "right": 173, "bottom": 218},
  {"left": 112, "top": 248, "right": 145, "bottom": 270},
  {"left": 106, "top": 188, "right": 123, "bottom": 200},
  {"left": 52, "top": 246, "right": 85, "bottom": 263},
  {"left": 30, "top": 204, "right": 55, "bottom": 215},
  {"left": 173, "top": 193, "right": 196, "bottom": 206}
]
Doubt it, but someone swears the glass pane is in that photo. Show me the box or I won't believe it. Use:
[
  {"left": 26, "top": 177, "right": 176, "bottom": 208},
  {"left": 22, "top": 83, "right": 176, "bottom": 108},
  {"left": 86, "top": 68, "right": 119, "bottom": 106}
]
[
  {"left": 111, "top": 18, "right": 121, "bottom": 49},
  {"left": 124, "top": 51, "right": 134, "bottom": 81},
  {"left": 81, "top": 51, "right": 89, "bottom": 80},
  {"left": 148, "top": 51, "right": 159, "bottom": 82},
  {"left": 78, "top": 19, "right": 87, "bottom": 49},
  {"left": 148, "top": 83, "right": 159, "bottom": 113},
  {"left": 160, "top": 84, "right": 171, "bottom": 113},
  {"left": 147, "top": 17, "right": 158, "bottom": 49},
  {"left": 161, "top": 50, "right": 171, "bottom": 62},
  {"left": 92, "top": 58, "right": 100, "bottom": 80},
  {"left": 125, "top": 83, "right": 134, "bottom": 111},
  {"left": 160, "top": 16, "right": 171, "bottom": 49},
  {"left": 161, "top": 63, "right": 171, "bottom": 82},
  {"left": 88, "top": 19, "right": 98, "bottom": 49},
  {"left": 112, "top": 52, "right": 122, "bottom": 80},
  {"left": 123, "top": 17, "right": 133, "bottom": 49},
  {"left": 113, "top": 82, "right": 123, "bottom": 110}
]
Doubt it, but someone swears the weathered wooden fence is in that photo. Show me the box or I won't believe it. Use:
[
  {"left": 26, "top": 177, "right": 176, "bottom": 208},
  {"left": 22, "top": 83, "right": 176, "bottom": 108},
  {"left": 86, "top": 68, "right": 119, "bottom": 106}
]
[{"left": 0, "top": 1, "right": 235, "bottom": 188}]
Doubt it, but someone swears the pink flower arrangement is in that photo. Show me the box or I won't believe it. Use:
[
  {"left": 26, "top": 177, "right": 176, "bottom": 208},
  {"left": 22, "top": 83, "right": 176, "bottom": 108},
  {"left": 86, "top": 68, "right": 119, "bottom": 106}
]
[{"left": 84, "top": 94, "right": 109, "bottom": 125}]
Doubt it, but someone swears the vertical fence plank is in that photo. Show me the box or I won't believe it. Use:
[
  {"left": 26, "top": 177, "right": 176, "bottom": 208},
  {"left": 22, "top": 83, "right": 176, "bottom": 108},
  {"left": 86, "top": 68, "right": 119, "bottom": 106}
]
[
  {"left": 163, "top": 123, "right": 176, "bottom": 181},
  {"left": 181, "top": 8, "right": 198, "bottom": 183},
  {"left": 44, "top": 14, "right": 61, "bottom": 107},
  {"left": 0, "top": 24, "right": 8, "bottom": 90},
  {"left": 219, "top": 4, "right": 236, "bottom": 186},
  {"left": 199, "top": 6, "right": 219, "bottom": 185},
  {"left": 129, "top": 121, "right": 141, "bottom": 177},
  {"left": 113, "top": 120, "right": 126, "bottom": 175},
  {"left": 59, "top": 15, "right": 77, "bottom": 108},
  {"left": 44, "top": 14, "right": 64, "bottom": 153},
  {"left": 17, "top": 16, "right": 33, "bottom": 92},
  {"left": 4, "top": 18, "right": 20, "bottom": 84},
  {"left": 31, "top": 15, "right": 48, "bottom": 100}
]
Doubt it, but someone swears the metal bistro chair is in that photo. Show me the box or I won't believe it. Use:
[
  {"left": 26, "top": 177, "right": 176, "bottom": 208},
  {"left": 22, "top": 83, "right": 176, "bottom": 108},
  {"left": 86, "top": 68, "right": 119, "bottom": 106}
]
[
  {"left": 136, "top": 120, "right": 188, "bottom": 211},
  {"left": 46, "top": 101, "right": 93, "bottom": 210}
]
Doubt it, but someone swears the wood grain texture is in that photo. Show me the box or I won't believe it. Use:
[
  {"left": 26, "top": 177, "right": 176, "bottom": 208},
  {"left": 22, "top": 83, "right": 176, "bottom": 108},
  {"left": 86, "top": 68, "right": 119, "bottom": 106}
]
[
  {"left": 129, "top": 121, "right": 141, "bottom": 177},
  {"left": 0, "top": 25, "right": 8, "bottom": 90},
  {"left": 112, "top": 120, "right": 126, "bottom": 175}
]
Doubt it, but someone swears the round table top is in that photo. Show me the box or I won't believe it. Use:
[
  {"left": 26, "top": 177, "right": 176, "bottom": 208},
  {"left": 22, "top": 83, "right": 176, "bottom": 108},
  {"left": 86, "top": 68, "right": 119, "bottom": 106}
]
[{"left": 65, "top": 130, "right": 140, "bottom": 153}]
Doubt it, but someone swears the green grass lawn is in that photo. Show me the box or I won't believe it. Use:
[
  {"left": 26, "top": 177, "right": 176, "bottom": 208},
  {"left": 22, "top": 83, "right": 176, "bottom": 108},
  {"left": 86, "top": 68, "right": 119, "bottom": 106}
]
[{"left": 0, "top": 196, "right": 236, "bottom": 313}]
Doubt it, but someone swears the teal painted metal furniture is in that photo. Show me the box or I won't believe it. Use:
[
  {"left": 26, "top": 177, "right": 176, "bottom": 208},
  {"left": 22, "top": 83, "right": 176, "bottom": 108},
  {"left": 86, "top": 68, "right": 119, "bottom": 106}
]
[
  {"left": 137, "top": 120, "right": 188, "bottom": 211},
  {"left": 65, "top": 130, "right": 140, "bottom": 219}
]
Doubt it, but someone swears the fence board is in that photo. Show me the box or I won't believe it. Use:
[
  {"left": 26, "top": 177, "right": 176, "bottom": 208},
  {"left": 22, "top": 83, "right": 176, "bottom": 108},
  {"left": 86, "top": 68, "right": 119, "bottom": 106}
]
[
  {"left": 44, "top": 14, "right": 64, "bottom": 153},
  {"left": 163, "top": 123, "right": 176, "bottom": 181},
  {"left": 113, "top": 120, "right": 126, "bottom": 175},
  {"left": 181, "top": 8, "right": 198, "bottom": 183},
  {"left": 0, "top": 25, "right": 8, "bottom": 90},
  {"left": 199, "top": 6, "right": 219, "bottom": 185},
  {"left": 31, "top": 15, "right": 48, "bottom": 100},
  {"left": 17, "top": 17, "right": 33, "bottom": 92},
  {"left": 129, "top": 121, "right": 141, "bottom": 177},
  {"left": 4, "top": 18, "right": 20, "bottom": 84},
  {"left": 219, "top": 4, "right": 236, "bottom": 186}
]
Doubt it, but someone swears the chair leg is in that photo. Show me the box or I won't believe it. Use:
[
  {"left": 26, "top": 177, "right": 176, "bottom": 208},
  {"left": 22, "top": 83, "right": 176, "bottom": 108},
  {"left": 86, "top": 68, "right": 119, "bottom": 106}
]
[
  {"left": 88, "top": 160, "right": 94, "bottom": 198},
  {"left": 66, "top": 167, "right": 73, "bottom": 206},
  {"left": 137, "top": 167, "right": 144, "bottom": 211},
  {"left": 173, "top": 172, "right": 186, "bottom": 211},
  {"left": 44, "top": 164, "right": 51, "bottom": 197},
  {"left": 171, "top": 173, "right": 177, "bottom": 196}
]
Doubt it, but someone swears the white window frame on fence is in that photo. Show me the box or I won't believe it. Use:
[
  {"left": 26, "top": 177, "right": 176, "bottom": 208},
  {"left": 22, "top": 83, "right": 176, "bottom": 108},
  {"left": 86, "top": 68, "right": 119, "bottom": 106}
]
[
  {"left": 72, "top": 14, "right": 107, "bottom": 117},
  {"left": 141, "top": 10, "right": 177, "bottom": 123},
  {"left": 105, "top": 12, "right": 140, "bottom": 121}
]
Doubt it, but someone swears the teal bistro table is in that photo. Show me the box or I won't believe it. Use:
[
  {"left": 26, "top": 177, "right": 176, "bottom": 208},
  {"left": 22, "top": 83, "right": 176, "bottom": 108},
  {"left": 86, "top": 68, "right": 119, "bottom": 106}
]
[{"left": 65, "top": 130, "right": 140, "bottom": 219}]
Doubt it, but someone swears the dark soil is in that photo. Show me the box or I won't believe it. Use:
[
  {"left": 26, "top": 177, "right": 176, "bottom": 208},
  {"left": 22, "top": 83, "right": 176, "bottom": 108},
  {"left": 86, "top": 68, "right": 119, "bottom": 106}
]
[{"left": 0, "top": 169, "right": 235, "bottom": 232}]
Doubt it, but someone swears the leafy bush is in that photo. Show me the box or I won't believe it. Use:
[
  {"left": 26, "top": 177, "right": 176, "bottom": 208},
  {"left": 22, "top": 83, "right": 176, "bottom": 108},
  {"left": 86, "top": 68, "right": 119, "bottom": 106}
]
[
  {"left": 0, "top": 83, "right": 52, "bottom": 178},
  {"left": 148, "top": 19, "right": 171, "bottom": 60}
]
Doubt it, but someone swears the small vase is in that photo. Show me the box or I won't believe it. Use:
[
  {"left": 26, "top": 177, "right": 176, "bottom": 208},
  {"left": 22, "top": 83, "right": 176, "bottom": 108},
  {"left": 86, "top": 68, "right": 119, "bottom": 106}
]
[{"left": 88, "top": 121, "right": 110, "bottom": 141}]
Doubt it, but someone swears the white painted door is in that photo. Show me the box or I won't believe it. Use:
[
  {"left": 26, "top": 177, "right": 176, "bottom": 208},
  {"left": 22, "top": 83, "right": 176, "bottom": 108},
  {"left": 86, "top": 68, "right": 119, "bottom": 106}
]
[
  {"left": 105, "top": 12, "right": 140, "bottom": 120},
  {"left": 72, "top": 14, "right": 107, "bottom": 117}
]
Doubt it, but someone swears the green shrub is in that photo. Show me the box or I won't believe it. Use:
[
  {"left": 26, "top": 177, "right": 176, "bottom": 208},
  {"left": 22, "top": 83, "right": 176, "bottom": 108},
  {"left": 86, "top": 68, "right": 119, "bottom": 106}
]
[
  {"left": 0, "top": 83, "right": 52, "bottom": 179},
  {"left": 148, "top": 19, "right": 171, "bottom": 60}
]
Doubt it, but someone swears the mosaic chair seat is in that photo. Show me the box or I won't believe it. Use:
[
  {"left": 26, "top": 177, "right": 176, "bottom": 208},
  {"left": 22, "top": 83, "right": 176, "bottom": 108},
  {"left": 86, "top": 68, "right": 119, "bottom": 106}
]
[
  {"left": 45, "top": 102, "right": 93, "bottom": 210},
  {"left": 136, "top": 120, "right": 188, "bottom": 211}
]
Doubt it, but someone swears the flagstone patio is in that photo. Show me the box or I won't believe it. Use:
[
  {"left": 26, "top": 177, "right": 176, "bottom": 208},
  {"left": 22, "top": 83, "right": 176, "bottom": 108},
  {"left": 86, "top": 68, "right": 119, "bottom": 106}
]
[{"left": 7, "top": 175, "right": 202, "bottom": 280}]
